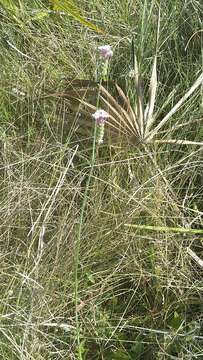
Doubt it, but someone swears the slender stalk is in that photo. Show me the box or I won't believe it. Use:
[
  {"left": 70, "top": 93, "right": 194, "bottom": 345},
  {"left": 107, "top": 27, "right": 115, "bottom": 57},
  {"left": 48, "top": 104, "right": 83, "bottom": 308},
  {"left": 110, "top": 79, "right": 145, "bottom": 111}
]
[
  {"left": 74, "top": 120, "right": 97, "bottom": 359},
  {"left": 74, "top": 58, "right": 110, "bottom": 358},
  {"left": 153, "top": 139, "right": 203, "bottom": 146}
]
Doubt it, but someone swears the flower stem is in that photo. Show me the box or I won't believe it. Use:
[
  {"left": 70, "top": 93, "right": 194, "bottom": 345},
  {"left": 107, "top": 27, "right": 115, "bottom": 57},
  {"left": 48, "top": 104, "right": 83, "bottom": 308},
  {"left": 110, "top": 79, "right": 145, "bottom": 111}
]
[
  {"left": 74, "top": 83, "right": 103, "bottom": 360},
  {"left": 74, "top": 121, "right": 97, "bottom": 359}
]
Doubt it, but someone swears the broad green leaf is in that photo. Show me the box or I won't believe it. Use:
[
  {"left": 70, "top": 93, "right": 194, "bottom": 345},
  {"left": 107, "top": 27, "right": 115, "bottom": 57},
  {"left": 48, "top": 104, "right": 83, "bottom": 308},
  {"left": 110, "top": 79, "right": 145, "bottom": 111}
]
[
  {"left": 50, "top": 0, "right": 104, "bottom": 33},
  {"left": 170, "top": 311, "right": 183, "bottom": 330}
]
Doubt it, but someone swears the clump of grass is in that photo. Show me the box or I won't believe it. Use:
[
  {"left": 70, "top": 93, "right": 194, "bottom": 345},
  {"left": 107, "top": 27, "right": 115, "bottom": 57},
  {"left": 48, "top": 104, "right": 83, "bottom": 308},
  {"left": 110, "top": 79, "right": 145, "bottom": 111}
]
[{"left": 0, "top": 1, "right": 202, "bottom": 360}]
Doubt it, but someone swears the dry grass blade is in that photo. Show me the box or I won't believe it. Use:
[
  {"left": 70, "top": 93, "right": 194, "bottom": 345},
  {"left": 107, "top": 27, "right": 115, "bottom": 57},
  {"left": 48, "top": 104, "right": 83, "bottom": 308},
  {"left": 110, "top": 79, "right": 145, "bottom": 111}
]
[
  {"left": 187, "top": 248, "right": 203, "bottom": 268},
  {"left": 153, "top": 139, "right": 203, "bottom": 146},
  {"left": 100, "top": 85, "right": 135, "bottom": 135},
  {"left": 105, "top": 115, "right": 131, "bottom": 137},
  {"left": 145, "top": 55, "right": 157, "bottom": 133},
  {"left": 79, "top": 99, "right": 97, "bottom": 112},
  {"left": 100, "top": 95, "right": 133, "bottom": 135},
  {"left": 144, "top": 7, "right": 160, "bottom": 134},
  {"left": 133, "top": 54, "right": 144, "bottom": 137},
  {"left": 146, "top": 71, "right": 203, "bottom": 141},
  {"left": 115, "top": 84, "right": 140, "bottom": 136}
]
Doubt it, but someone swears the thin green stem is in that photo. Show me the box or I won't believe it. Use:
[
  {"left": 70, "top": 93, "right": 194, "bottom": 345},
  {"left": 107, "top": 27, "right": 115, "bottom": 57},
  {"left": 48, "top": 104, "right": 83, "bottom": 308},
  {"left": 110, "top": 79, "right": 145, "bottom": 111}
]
[
  {"left": 74, "top": 121, "right": 97, "bottom": 359},
  {"left": 74, "top": 64, "right": 108, "bottom": 358}
]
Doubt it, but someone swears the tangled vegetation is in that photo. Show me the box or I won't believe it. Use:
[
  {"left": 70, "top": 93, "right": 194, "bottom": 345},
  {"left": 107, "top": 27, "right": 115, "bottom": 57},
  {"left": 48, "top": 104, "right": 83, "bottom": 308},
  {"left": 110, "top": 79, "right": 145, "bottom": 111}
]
[{"left": 0, "top": 1, "right": 202, "bottom": 359}]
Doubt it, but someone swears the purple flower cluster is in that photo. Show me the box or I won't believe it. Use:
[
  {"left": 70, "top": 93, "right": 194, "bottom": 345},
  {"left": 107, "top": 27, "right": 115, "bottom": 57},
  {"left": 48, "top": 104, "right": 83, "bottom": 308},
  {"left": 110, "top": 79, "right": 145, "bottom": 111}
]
[
  {"left": 98, "top": 45, "right": 113, "bottom": 60},
  {"left": 92, "top": 109, "right": 109, "bottom": 125}
]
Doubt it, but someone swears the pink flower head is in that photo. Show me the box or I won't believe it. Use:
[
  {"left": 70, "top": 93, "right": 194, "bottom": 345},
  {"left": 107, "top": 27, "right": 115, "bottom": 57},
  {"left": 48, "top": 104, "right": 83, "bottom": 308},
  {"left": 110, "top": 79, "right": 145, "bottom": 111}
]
[
  {"left": 92, "top": 109, "right": 109, "bottom": 125},
  {"left": 98, "top": 45, "right": 113, "bottom": 60}
]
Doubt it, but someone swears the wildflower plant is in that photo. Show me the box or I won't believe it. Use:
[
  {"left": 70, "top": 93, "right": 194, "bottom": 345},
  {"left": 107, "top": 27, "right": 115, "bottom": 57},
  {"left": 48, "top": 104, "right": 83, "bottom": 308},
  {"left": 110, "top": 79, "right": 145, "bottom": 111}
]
[{"left": 82, "top": 33, "right": 203, "bottom": 147}]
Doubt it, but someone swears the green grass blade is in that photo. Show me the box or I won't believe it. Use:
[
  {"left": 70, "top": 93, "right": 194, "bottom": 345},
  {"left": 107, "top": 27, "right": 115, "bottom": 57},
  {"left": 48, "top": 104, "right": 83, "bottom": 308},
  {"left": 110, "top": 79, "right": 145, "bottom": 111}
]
[
  {"left": 50, "top": 0, "right": 104, "bottom": 33},
  {"left": 0, "top": 0, "right": 18, "bottom": 12}
]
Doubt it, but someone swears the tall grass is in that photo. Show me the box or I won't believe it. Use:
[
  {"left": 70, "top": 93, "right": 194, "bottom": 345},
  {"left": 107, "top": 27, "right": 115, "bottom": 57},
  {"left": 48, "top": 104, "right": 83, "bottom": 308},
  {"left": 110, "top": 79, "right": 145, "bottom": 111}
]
[{"left": 0, "top": 1, "right": 202, "bottom": 359}]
